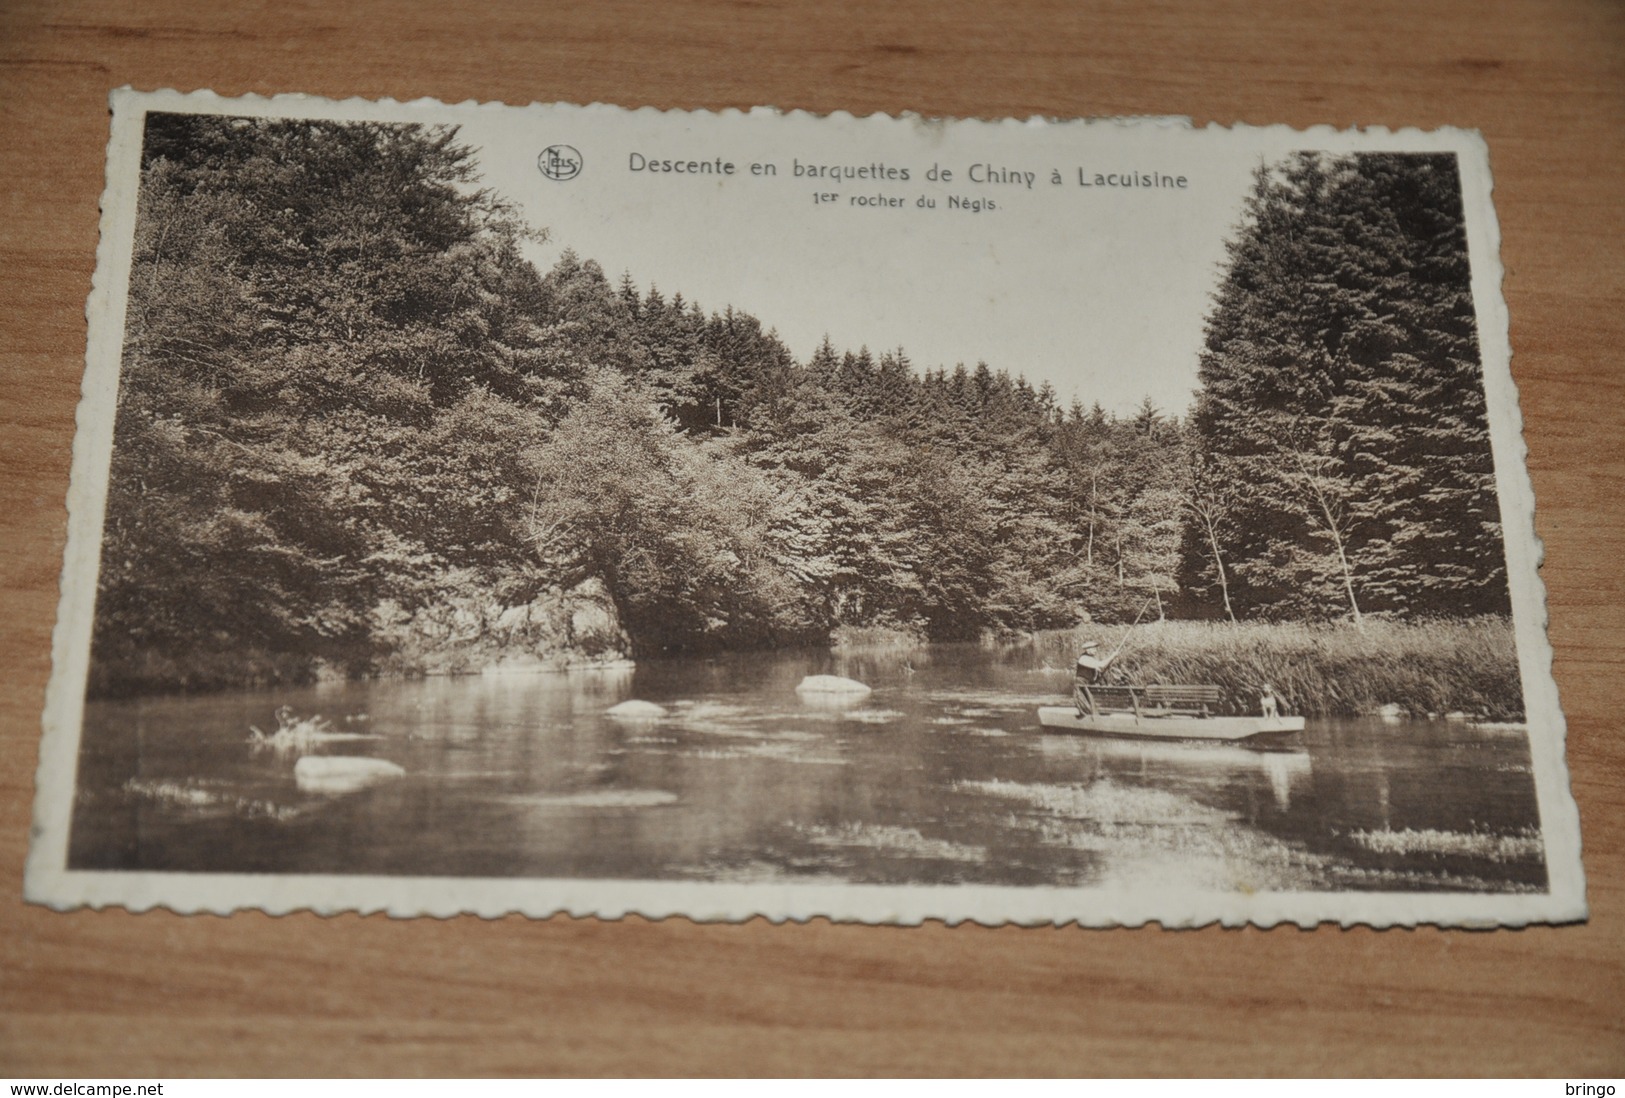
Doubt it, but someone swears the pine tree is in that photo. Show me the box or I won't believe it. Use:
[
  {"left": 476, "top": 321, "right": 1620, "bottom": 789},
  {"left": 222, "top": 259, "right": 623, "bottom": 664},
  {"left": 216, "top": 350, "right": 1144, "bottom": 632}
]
[{"left": 1187, "top": 151, "right": 1508, "bottom": 621}]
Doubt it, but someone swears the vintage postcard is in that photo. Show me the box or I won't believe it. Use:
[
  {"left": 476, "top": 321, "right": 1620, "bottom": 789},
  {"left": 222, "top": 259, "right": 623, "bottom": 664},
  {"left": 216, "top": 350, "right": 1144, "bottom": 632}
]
[{"left": 27, "top": 89, "right": 1584, "bottom": 925}]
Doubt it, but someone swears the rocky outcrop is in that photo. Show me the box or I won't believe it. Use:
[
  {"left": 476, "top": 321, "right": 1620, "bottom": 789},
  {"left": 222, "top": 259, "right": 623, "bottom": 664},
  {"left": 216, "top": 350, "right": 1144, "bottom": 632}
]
[{"left": 373, "top": 577, "right": 632, "bottom": 677}]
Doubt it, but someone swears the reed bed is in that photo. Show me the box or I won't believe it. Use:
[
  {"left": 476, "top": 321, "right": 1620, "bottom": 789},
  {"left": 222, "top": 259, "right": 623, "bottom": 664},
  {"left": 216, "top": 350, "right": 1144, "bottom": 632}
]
[
  {"left": 1349, "top": 826, "right": 1543, "bottom": 863},
  {"left": 1028, "top": 616, "right": 1523, "bottom": 720}
]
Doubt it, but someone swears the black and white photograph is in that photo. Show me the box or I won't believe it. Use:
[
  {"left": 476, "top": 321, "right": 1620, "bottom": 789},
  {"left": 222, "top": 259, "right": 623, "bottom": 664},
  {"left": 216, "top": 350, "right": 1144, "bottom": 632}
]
[{"left": 26, "top": 91, "right": 1583, "bottom": 924}]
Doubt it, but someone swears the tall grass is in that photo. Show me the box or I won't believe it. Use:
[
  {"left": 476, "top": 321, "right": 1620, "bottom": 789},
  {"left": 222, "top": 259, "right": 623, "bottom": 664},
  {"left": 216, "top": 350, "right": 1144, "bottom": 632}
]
[{"left": 1028, "top": 616, "right": 1523, "bottom": 720}]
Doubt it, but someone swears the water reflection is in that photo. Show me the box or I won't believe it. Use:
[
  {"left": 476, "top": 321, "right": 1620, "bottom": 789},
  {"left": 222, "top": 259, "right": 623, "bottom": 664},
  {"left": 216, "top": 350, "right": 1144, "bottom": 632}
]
[
  {"left": 1039, "top": 735, "right": 1313, "bottom": 810},
  {"left": 70, "top": 644, "right": 1547, "bottom": 893}
]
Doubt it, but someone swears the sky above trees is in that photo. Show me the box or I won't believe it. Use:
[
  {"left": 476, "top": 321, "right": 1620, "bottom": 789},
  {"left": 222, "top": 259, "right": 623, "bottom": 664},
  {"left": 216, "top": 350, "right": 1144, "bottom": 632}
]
[{"left": 455, "top": 114, "right": 1265, "bottom": 417}]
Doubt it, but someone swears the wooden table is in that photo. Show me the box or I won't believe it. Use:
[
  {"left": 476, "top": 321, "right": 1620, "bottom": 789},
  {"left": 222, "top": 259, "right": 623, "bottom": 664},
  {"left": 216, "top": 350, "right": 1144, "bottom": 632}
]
[{"left": 2, "top": 0, "right": 1621, "bottom": 1077}]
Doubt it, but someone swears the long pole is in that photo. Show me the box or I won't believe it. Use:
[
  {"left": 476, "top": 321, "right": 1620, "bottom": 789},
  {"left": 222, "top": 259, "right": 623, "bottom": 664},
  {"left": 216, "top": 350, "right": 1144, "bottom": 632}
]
[{"left": 1103, "top": 596, "right": 1157, "bottom": 668}]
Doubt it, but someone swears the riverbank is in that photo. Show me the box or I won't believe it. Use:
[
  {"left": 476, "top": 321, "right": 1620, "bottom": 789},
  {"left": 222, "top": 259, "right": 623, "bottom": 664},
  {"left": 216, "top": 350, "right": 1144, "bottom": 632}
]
[
  {"left": 1027, "top": 616, "right": 1523, "bottom": 721},
  {"left": 87, "top": 578, "right": 632, "bottom": 699},
  {"left": 90, "top": 597, "right": 1522, "bottom": 721}
]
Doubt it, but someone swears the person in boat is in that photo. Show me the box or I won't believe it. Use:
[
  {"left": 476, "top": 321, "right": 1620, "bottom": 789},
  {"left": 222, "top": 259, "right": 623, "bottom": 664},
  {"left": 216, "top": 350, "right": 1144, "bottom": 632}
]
[
  {"left": 1073, "top": 640, "right": 1116, "bottom": 713},
  {"left": 1074, "top": 640, "right": 1114, "bottom": 683}
]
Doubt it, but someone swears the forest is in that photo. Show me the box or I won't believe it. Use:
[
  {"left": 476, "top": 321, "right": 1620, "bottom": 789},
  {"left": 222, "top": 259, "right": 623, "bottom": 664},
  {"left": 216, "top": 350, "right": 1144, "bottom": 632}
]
[{"left": 87, "top": 113, "right": 1512, "bottom": 697}]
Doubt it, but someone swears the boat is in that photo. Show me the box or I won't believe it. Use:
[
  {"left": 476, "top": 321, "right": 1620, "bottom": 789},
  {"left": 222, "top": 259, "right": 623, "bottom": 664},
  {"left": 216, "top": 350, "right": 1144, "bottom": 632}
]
[
  {"left": 1037, "top": 707, "right": 1304, "bottom": 740},
  {"left": 1037, "top": 682, "right": 1304, "bottom": 742}
]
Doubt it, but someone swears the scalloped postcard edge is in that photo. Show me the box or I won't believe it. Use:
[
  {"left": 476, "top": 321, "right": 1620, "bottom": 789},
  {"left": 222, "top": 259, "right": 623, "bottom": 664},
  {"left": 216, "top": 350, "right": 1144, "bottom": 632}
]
[{"left": 23, "top": 87, "right": 1585, "bottom": 928}]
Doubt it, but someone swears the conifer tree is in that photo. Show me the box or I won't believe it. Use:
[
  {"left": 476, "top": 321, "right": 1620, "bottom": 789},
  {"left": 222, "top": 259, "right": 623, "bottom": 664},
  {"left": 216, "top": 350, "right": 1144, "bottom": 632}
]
[
  {"left": 1186, "top": 151, "right": 1508, "bottom": 621},
  {"left": 97, "top": 113, "right": 555, "bottom": 691}
]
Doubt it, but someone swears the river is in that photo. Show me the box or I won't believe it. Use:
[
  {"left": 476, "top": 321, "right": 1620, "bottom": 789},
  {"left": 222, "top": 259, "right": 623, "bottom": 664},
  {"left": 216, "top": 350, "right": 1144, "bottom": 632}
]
[{"left": 68, "top": 644, "right": 1548, "bottom": 893}]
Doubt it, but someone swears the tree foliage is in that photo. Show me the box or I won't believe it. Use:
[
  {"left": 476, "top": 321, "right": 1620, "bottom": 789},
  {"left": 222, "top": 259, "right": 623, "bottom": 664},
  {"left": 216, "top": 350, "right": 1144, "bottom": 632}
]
[
  {"left": 95, "top": 114, "right": 552, "bottom": 690},
  {"left": 1182, "top": 152, "right": 1508, "bottom": 622},
  {"left": 94, "top": 122, "right": 1514, "bottom": 694}
]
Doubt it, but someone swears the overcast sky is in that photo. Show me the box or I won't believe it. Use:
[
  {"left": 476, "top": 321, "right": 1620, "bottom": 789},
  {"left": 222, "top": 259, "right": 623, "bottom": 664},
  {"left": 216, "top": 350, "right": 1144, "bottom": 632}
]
[{"left": 457, "top": 111, "right": 1266, "bottom": 417}]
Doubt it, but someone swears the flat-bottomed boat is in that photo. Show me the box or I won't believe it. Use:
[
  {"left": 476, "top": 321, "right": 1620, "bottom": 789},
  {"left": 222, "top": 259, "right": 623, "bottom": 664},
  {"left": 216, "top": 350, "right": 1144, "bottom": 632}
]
[
  {"left": 1039, "top": 682, "right": 1304, "bottom": 742},
  {"left": 1036, "top": 706, "right": 1304, "bottom": 741}
]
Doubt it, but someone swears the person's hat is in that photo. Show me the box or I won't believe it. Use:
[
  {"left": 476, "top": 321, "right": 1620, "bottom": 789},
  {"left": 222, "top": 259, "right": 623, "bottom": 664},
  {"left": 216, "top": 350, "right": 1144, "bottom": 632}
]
[{"left": 1080, "top": 641, "right": 1099, "bottom": 651}]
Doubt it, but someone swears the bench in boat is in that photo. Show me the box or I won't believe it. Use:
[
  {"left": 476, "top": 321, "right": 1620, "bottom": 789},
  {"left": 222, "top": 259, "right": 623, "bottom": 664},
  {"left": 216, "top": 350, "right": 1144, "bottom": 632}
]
[
  {"left": 1081, "top": 683, "right": 1224, "bottom": 717},
  {"left": 1048, "top": 683, "right": 1302, "bottom": 740}
]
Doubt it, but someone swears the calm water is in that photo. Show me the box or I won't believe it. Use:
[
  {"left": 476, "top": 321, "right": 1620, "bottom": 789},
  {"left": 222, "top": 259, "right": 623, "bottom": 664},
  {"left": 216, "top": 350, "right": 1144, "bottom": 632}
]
[{"left": 70, "top": 645, "right": 1547, "bottom": 892}]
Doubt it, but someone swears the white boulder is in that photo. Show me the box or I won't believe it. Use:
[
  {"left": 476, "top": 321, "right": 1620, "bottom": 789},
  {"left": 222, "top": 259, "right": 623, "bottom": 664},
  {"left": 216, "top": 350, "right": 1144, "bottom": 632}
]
[
  {"left": 605, "top": 699, "right": 669, "bottom": 720},
  {"left": 796, "top": 674, "right": 872, "bottom": 697},
  {"left": 295, "top": 755, "right": 406, "bottom": 794}
]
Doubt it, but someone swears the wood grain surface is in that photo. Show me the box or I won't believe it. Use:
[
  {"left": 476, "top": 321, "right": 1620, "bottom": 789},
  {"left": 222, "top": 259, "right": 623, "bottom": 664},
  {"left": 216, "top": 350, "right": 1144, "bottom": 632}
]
[{"left": 2, "top": 0, "right": 1622, "bottom": 1078}]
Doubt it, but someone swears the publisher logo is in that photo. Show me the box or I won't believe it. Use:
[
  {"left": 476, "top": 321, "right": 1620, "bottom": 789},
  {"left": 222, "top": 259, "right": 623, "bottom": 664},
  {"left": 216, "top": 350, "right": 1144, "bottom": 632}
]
[{"left": 538, "top": 145, "right": 583, "bottom": 181}]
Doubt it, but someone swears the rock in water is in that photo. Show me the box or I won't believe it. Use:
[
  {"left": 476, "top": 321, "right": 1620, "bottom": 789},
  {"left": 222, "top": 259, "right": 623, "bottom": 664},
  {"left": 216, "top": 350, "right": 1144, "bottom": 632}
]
[
  {"left": 1375, "top": 703, "right": 1405, "bottom": 720},
  {"left": 295, "top": 755, "right": 406, "bottom": 794},
  {"left": 605, "top": 699, "right": 668, "bottom": 720},
  {"left": 795, "top": 674, "right": 872, "bottom": 697}
]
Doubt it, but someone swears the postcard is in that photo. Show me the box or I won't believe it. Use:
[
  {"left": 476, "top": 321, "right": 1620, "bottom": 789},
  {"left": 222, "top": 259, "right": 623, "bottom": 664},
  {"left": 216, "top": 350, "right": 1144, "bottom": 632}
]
[{"left": 26, "top": 89, "right": 1584, "bottom": 925}]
